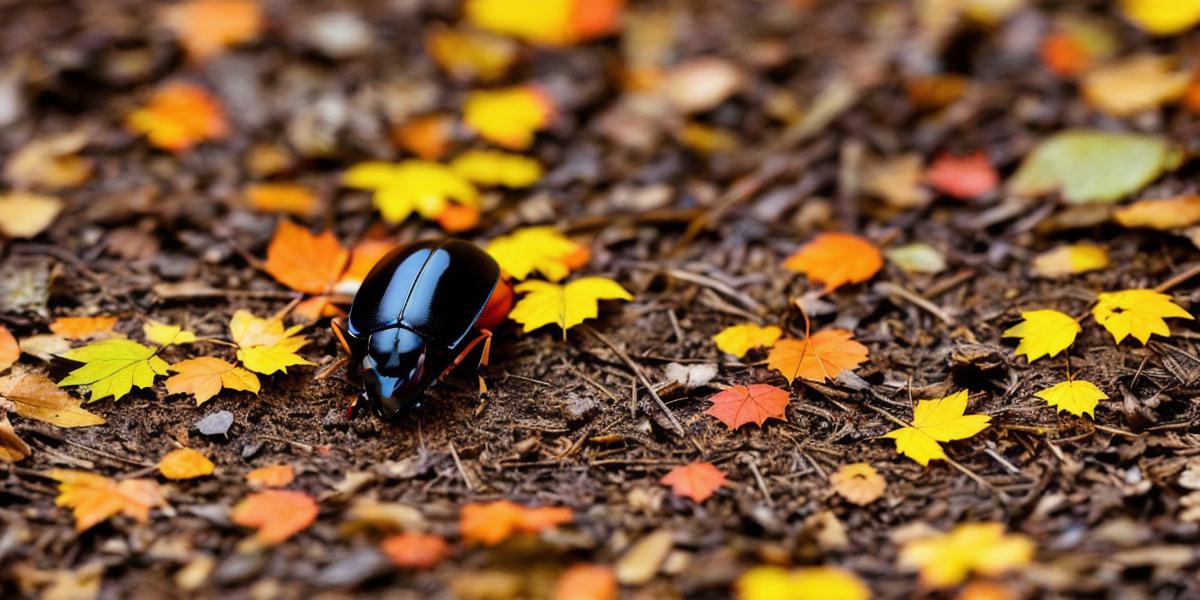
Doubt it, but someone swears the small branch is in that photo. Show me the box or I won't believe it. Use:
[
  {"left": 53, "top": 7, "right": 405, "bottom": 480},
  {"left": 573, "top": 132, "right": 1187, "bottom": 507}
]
[
  {"left": 745, "top": 456, "right": 774, "bottom": 508},
  {"left": 875, "top": 282, "right": 956, "bottom": 326},
  {"left": 1155, "top": 263, "right": 1200, "bottom": 293},
  {"left": 448, "top": 442, "right": 475, "bottom": 492}
]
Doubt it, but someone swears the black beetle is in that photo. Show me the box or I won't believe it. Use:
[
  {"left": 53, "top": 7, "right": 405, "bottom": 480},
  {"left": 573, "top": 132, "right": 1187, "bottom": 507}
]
[{"left": 331, "top": 239, "right": 512, "bottom": 419}]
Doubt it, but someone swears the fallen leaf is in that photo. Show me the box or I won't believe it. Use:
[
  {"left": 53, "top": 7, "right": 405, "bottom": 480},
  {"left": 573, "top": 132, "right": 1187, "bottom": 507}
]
[
  {"left": 885, "top": 243, "right": 947, "bottom": 274},
  {"left": 767, "top": 329, "right": 869, "bottom": 384},
  {"left": 925, "top": 153, "right": 999, "bottom": 200},
  {"left": 706, "top": 384, "right": 790, "bottom": 429},
  {"left": 165, "top": 357, "right": 260, "bottom": 405},
  {"left": 380, "top": 532, "right": 449, "bottom": 569},
  {"left": 659, "top": 462, "right": 726, "bottom": 503},
  {"left": 1114, "top": 195, "right": 1200, "bottom": 230},
  {"left": 1092, "top": 289, "right": 1192, "bottom": 344},
  {"left": 142, "top": 320, "right": 197, "bottom": 346},
  {"left": 1009, "top": 130, "right": 1181, "bottom": 204},
  {"left": 554, "top": 564, "right": 617, "bottom": 600},
  {"left": 337, "top": 239, "right": 399, "bottom": 292},
  {"left": 784, "top": 233, "right": 883, "bottom": 291},
  {"left": 246, "top": 464, "right": 295, "bottom": 488},
  {"left": 343, "top": 160, "right": 479, "bottom": 225},
  {"left": 906, "top": 74, "right": 968, "bottom": 110},
  {"left": 426, "top": 25, "right": 518, "bottom": 81},
  {"left": 1035, "top": 379, "right": 1107, "bottom": 418},
  {"left": 459, "top": 500, "right": 572, "bottom": 546},
  {"left": 1039, "top": 32, "right": 1091, "bottom": 77},
  {"left": 229, "top": 310, "right": 313, "bottom": 375},
  {"left": 860, "top": 154, "right": 930, "bottom": 208},
  {"left": 50, "top": 468, "right": 166, "bottom": 532},
  {"left": 1031, "top": 244, "right": 1109, "bottom": 278},
  {"left": 509, "top": 277, "right": 632, "bottom": 335},
  {"left": 955, "top": 581, "right": 1017, "bottom": 600},
  {"left": 463, "top": 86, "right": 555, "bottom": 150},
  {"left": 0, "top": 399, "right": 31, "bottom": 462},
  {"left": 899, "top": 522, "right": 1034, "bottom": 587},
  {"left": 712, "top": 323, "right": 782, "bottom": 358},
  {"left": 736, "top": 566, "right": 870, "bottom": 600},
  {"left": 465, "top": 0, "right": 622, "bottom": 45},
  {"left": 434, "top": 203, "right": 481, "bottom": 233},
  {"left": 1002, "top": 309, "right": 1081, "bottom": 363},
  {"left": 1082, "top": 54, "right": 1189, "bottom": 117},
  {"left": 392, "top": 114, "right": 454, "bottom": 161},
  {"left": 18, "top": 335, "right": 72, "bottom": 362},
  {"left": 615, "top": 529, "right": 673, "bottom": 585},
  {"left": 830, "top": 463, "right": 886, "bottom": 506},
  {"left": 0, "top": 193, "right": 64, "bottom": 238},
  {"left": 163, "top": 0, "right": 263, "bottom": 61},
  {"left": 245, "top": 183, "right": 319, "bottom": 216},
  {"left": 340, "top": 500, "right": 427, "bottom": 536},
  {"left": 126, "top": 83, "right": 228, "bottom": 152},
  {"left": 1039, "top": 16, "right": 1118, "bottom": 77},
  {"left": 1121, "top": 0, "right": 1200, "bottom": 35},
  {"left": 158, "top": 448, "right": 215, "bottom": 480},
  {"left": 3, "top": 131, "right": 92, "bottom": 190},
  {"left": 59, "top": 339, "right": 169, "bottom": 403},
  {"left": 263, "top": 220, "right": 349, "bottom": 295},
  {"left": 450, "top": 150, "right": 543, "bottom": 188},
  {"left": 883, "top": 390, "right": 991, "bottom": 466},
  {"left": 664, "top": 57, "right": 744, "bottom": 114},
  {"left": 0, "top": 370, "right": 105, "bottom": 427},
  {"left": 486, "top": 226, "right": 591, "bottom": 282},
  {"left": 231, "top": 490, "right": 319, "bottom": 544},
  {"left": 0, "top": 325, "right": 18, "bottom": 372},
  {"left": 49, "top": 316, "right": 118, "bottom": 340}
]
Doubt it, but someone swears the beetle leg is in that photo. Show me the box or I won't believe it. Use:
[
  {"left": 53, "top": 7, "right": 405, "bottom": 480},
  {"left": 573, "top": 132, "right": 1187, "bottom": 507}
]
[
  {"left": 330, "top": 317, "right": 353, "bottom": 355},
  {"left": 437, "top": 329, "right": 494, "bottom": 382},
  {"left": 315, "top": 357, "right": 350, "bottom": 381}
]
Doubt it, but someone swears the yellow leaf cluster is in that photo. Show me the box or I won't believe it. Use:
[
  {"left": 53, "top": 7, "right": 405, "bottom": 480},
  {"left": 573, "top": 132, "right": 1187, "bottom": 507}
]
[
  {"left": 1092, "top": 289, "right": 1192, "bottom": 344},
  {"left": 58, "top": 339, "right": 169, "bottom": 402},
  {"left": 1002, "top": 309, "right": 1080, "bottom": 363},
  {"left": 463, "top": 86, "right": 554, "bottom": 150},
  {"left": 736, "top": 566, "right": 869, "bottom": 600},
  {"left": 899, "top": 522, "right": 1034, "bottom": 587},
  {"left": 1035, "top": 379, "right": 1107, "bottom": 418},
  {"left": 883, "top": 390, "right": 990, "bottom": 466},
  {"left": 712, "top": 323, "right": 782, "bottom": 358},
  {"left": 229, "top": 311, "right": 313, "bottom": 375},
  {"left": 509, "top": 277, "right": 632, "bottom": 335},
  {"left": 343, "top": 160, "right": 479, "bottom": 224},
  {"left": 486, "top": 226, "right": 589, "bottom": 282},
  {"left": 465, "top": 0, "right": 621, "bottom": 45}
]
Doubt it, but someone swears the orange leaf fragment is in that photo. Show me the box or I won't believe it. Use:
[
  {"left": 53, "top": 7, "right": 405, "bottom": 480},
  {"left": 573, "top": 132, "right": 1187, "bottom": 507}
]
[
  {"left": 829, "top": 463, "right": 886, "bottom": 506},
  {"left": 49, "top": 316, "right": 118, "bottom": 340},
  {"left": 126, "top": 83, "right": 228, "bottom": 152},
  {"left": 246, "top": 463, "right": 295, "bottom": 488},
  {"left": 158, "top": 448, "right": 216, "bottom": 480},
  {"left": 245, "top": 183, "right": 319, "bottom": 216},
  {"left": 163, "top": 0, "right": 263, "bottom": 62},
  {"left": 0, "top": 326, "right": 18, "bottom": 372},
  {"left": 339, "top": 239, "right": 399, "bottom": 289},
  {"left": 784, "top": 233, "right": 882, "bottom": 291},
  {"left": 165, "top": 357, "right": 260, "bottom": 405},
  {"left": 49, "top": 468, "right": 166, "bottom": 532},
  {"left": 392, "top": 114, "right": 454, "bottom": 161},
  {"left": 767, "top": 329, "right": 868, "bottom": 384},
  {"left": 1040, "top": 32, "right": 1091, "bottom": 77},
  {"left": 554, "top": 563, "right": 618, "bottom": 600},
  {"left": 660, "top": 462, "right": 726, "bottom": 503},
  {"left": 381, "top": 532, "right": 449, "bottom": 569},
  {"left": 1113, "top": 195, "right": 1200, "bottom": 230},
  {"left": 435, "top": 203, "right": 482, "bottom": 233},
  {"left": 460, "top": 500, "right": 572, "bottom": 546},
  {"left": 926, "top": 153, "right": 999, "bottom": 200},
  {"left": 231, "top": 489, "right": 318, "bottom": 544},
  {"left": 706, "top": 384, "right": 789, "bottom": 429},
  {"left": 263, "top": 220, "right": 349, "bottom": 295}
]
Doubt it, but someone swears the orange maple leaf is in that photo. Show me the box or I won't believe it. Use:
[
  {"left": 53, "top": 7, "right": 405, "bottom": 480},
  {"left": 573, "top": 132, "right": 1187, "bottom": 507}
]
[
  {"left": 49, "top": 316, "right": 118, "bottom": 340},
  {"left": 460, "top": 500, "right": 572, "bottom": 546},
  {"left": 555, "top": 563, "right": 618, "bottom": 600},
  {"left": 163, "top": 0, "right": 263, "bottom": 62},
  {"left": 49, "top": 469, "right": 166, "bottom": 532},
  {"left": 126, "top": 83, "right": 228, "bottom": 152},
  {"left": 263, "top": 220, "right": 349, "bottom": 295},
  {"left": 659, "top": 462, "right": 726, "bottom": 503},
  {"left": 245, "top": 183, "right": 319, "bottom": 217},
  {"left": 706, "top": 384, "right": 790, "bottom": 429},
  {"left": 231, "top": 489, "right": 318, "bottom": 544},
  {"left": 381, "top": 532, "right": 450, "bottom": 569},
  {"left": 341, "top": 239, "right": 398, "bottom": 285},
  {"left": 783, "top": 232, "right": 882, "bottom": 291},
  {"left": 246, "top": 464, "right": 295, "bottom": 488},
  {"left": 767, "top": 329, "right": 869, "bottom": 384}
]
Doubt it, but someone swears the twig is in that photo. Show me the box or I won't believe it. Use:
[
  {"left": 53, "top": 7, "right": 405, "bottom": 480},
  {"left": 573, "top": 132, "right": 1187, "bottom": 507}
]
[
  {"left": 259, "top": 434, "right": 313, "bottom": 453},
  {"left": 55, "top": 437, "right": 154, "bottom": 468},
  {"left": 666, "top": 268, "right": 765, "bottom": 314},
  {"left": 875, "top": 282, "right": 956, "bottom": 326},
  {"left": 448, "top": 442, "right": 475, "bottom": 492},
  {"left": 1155, "top": 263, "right": 1200, "bottom": 293},
  {"left": 667, "top": 309, "right": 685, "bottom": 343},
  {"left": 745, "top": 456, "right": 774, "bottom": 507},
  {"left": 1093, "top": 423, "right": 1140, "bottom": 439}
]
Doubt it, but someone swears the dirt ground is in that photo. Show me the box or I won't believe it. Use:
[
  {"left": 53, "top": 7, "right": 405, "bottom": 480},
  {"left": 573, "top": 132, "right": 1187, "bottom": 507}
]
[{"left": 2, "top": 0, "right": 1200, "bottom": 598}]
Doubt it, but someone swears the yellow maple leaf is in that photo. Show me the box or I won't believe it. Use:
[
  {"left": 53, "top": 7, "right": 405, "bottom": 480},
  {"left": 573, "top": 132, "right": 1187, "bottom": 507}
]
[
  {"left": 343, "top": 160, "right": 478, "bottom": 224},
  {"left": 58, "top": 339, "right": 169, "bottom": 402},
  {"left": 450, "top": 150, "right": 543, "bottom": 188},
  {"left": 509, "top": 277, "right": 632, "bottom": 335},
  {"left": 1121, "top": 0, "right": 1200, "bottom": 35},
  {"left": 143, "top": 319, "right": 197, "bottom": 346},
  {"left": 1031, "top": 244, "right": 1109, "bottom": 278},
  {"left": 899, "top": 522, "right": 1035, "bottom": 588},
  {"left": 49, "top": 468, "right": 166, "bottom": 532},
  {"left": 1093, "top": 289, "right": 1192, "bottom": 344},
  {"left": 1002, "top": 309, "right": 1080, "bottom": 363},
  {"left": 1035, "top": 379, "right": 1107, "bottom": 418},
  {"left": 165, "top": 356, "right": 260, "bottom": 405},
  {"left": 883, "top": 390, "right": 990, "bottom": 466},
  {"left": 485, "top": 226, "right": 590, "bottom": 281},
  {"left": 158, "top": 448, "right": 216, "bottom": 480},
  {"left": 228, "top": 311, "right": 313, "bottom": 375},
  {"left": 463, "top": 86, "right": 554, "bottom": 150},
  {"left": 712, "top": 323, "right": 783, "bottom": 358},
  {"left": 736, "top": 565, "right": 870, "bottom": 600}
]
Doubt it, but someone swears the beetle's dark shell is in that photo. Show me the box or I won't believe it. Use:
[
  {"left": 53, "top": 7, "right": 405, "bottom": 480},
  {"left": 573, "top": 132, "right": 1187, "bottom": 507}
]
[{"left": 347, "top": 239, "right": 500, "bottom": 350}]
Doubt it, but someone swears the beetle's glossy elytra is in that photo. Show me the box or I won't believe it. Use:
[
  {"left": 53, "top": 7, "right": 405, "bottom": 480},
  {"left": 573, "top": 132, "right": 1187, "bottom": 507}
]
[{"left": 333, "top": 239, "right": 510, "bottom": 419}]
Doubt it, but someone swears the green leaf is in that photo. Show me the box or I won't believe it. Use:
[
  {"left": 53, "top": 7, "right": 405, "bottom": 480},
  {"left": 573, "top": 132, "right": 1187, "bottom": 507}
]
[
  {"left": 1009, "top": 130, "right": 1182, "bottom": 204},
  {"left": 59, "top": 339, "right": 169, "bottom": 402}
]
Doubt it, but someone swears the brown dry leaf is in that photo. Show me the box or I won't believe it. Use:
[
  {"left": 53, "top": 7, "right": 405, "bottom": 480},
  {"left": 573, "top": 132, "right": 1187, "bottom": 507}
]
[
  {"left": 1082, "top": 54, "right": 1189, "bottom": 117},
  {"left": 231, "top": 489, "right": 319, "bottom": 544},
  {"left": 263, "top": 220, "right": 349, "bottom": 295},
  {"left": 767, "top": 329, "right": 869, "bottom": 384},
  {"left": 460, "top": 500, "right": 572, "bottom": 546},
  {"left": 245, "top": 183, "right": 319, "bottom": 217},
  {"left": 380, "top": 532, "right": 450, "bottom": 570},
  {"left": 18, "top": 335, "right": 71, "bottom": 362},
  {"left": 555, "top": 564, "right": 618, "bottom": 600},
  {"left": 0, "top": 192, "right": 64, "bottom": 238},
  {"left": 664, "top": 57, "right": 744, "bottom": 113},
  {"left": 4, "top": 131, "right": 92, "bottom": 190},
  {"left": 163, "top": 0, "right": 263, "bottom": 62},
  {"left": 861, "top": 154, "right": 931, "bottom": 208},
  {"left": 615, "top": 529, "right": 673, "bottom": 585},
  {"left": 829, "top": 463, "right": 886, "bottom": 506},
  {"left": 165, "top": 357, "right": 260, "bottom": 405},
  {"left": 784, "top": 233, "right": 883, "bottom": 291},
  {"left": 158, "top": 448, "right": 215, "bottom": 480},
  {"left": 49, "top": 316, "right": 118, "bottom": 340},
  {"left": 1114, "top": 195, "right": 1200, "bottom": 230},
  {"left": 0, "top": 399, "right": 31, "bottom": 462},
  {"left": 50, "top": 469, "right": 166, "bottom": 531},
  {"left": 0, "top": 370, "right": 105, "bottom": 427},
  {"left": 246, "top": 463, "right": 294, "bottom": 488},
  {"left": 0, "top": 325, "right": 18, "bottom": 372}
]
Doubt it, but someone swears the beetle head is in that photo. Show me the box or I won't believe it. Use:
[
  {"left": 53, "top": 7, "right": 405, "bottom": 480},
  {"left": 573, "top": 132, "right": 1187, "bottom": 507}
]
[{"left": 360, "top": 326, "right": 430, "bottom": 419}]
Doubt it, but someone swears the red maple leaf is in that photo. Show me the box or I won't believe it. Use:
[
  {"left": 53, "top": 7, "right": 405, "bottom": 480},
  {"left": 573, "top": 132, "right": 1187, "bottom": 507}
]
[
  {"left": 706, "top": 384, "right": 789, "bottom": 429},
  {"left": 660, "top": 462, "right": 727, "bottom": 503}
]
